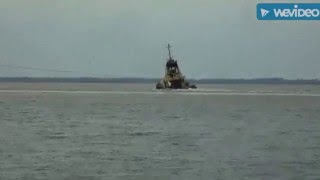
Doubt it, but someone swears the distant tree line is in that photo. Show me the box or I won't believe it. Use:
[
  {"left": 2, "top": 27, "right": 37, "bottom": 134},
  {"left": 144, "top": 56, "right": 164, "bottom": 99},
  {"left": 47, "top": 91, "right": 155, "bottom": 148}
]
[{"left": 0, "top": 77, "right": 319, "bottom": 85}]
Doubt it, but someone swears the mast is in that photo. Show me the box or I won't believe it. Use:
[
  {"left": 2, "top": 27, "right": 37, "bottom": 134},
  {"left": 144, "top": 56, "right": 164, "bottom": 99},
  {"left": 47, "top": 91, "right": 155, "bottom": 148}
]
[{"left": 167, "top": 44, "right": 173, "bottom": 60}]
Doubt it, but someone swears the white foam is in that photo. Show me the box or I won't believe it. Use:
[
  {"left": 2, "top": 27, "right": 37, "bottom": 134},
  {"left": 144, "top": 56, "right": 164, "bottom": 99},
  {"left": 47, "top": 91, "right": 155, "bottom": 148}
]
[{"left": 152, "top": 88, "right": 235, "bottom": 92}]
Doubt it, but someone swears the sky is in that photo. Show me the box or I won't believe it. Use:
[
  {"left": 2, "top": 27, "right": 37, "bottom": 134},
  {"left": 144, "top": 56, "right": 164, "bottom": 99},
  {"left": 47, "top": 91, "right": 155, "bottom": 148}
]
[{"left": 0, "top": 0, "right": 319, "bottom": 79}]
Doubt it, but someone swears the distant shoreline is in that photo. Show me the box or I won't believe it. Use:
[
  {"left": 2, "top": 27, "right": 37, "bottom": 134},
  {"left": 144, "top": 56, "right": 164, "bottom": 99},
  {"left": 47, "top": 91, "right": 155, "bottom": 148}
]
[{"left": 0, "top": 77, "right": 320, "bottom": 85}]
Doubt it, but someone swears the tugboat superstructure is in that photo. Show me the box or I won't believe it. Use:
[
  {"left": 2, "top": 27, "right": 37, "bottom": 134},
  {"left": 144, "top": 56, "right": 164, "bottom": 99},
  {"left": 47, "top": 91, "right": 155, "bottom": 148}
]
[{"left": 156, "top": 44, "right": 197, "bottom": 89}]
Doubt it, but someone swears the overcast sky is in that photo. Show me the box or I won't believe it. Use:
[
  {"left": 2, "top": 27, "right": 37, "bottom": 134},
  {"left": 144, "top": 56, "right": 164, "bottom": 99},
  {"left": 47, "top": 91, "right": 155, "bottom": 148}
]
[{"left": 0, "top": 0, "right": 319, "bottom": 79}]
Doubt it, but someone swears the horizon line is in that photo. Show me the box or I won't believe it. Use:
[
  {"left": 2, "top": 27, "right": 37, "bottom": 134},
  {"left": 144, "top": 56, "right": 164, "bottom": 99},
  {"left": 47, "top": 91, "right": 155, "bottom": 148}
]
[
  {"left": 0, "top": 77, "right": 320, "bottom": 86},
  {"left": 0, "top": 77, "right": 319, "bottom": 80}
]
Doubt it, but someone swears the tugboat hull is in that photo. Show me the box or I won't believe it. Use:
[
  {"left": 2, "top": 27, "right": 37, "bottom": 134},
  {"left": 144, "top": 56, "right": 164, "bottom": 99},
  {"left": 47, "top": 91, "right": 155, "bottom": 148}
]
[
  {"left": 156, "top": 44, "right": 197, "bottom": 90},
  {"left": 155, "top": 80, "right": 197, "bottom": 90}
]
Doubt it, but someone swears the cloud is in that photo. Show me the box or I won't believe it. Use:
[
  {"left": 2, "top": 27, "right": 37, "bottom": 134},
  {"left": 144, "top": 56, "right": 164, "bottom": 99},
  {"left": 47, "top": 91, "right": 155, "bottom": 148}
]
[{"left": 0, "top": 0, "right": 319, "bottom": 78}]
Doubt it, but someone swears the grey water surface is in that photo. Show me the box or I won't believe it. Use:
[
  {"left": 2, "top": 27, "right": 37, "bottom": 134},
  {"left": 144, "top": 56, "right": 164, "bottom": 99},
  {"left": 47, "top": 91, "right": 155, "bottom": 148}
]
[{"left": 0, "top": 83, "right": 319, "bottom": 180}]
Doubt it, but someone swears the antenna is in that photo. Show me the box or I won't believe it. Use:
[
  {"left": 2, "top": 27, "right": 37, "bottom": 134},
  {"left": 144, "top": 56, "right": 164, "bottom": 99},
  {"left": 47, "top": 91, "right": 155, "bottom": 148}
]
[{"left": 167, "top": 43, "right": 172, "bottom": 60}]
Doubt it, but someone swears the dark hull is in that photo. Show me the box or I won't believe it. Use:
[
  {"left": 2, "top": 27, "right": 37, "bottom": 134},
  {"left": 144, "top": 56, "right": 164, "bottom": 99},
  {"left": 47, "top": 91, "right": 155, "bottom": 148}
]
[{"left": 156, "top": 80, "right": 197, "bottom": 89}]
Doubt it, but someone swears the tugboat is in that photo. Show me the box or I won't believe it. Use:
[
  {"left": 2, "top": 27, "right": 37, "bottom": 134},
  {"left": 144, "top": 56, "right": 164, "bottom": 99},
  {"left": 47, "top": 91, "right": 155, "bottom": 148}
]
[{"left": 156, "top": 44, "right": 197, "bottom": 89}]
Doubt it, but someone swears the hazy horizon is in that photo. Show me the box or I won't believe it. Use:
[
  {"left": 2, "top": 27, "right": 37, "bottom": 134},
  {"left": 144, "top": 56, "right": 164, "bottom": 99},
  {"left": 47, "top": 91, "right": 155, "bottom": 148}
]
[{"left": 1, "top": 0, "right": 320, "bottom": 79}]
